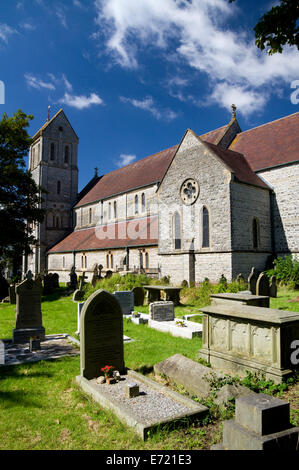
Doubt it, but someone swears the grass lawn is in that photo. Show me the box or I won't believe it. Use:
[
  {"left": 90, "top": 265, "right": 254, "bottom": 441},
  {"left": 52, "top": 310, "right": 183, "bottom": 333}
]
[{"left": 0, "top": 286, "right": 298, "bottom": 450}]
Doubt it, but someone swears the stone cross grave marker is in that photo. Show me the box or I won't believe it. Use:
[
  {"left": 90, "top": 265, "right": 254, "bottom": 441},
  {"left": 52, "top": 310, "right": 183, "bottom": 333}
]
[
  {"left": 80, "top": 289, "right": 125, "bottom": 380},
  {"left": 69, "top": 266, "right": 78, "bottom": 290},
  {"left": 13, "top": 278, "right": 45, "bottom": 344},
  {"left": 149, "top": 301, "right": 174, "bottom": 322},
  {"left": 113, "top": 291, "right": 134, "bottom": 315}
]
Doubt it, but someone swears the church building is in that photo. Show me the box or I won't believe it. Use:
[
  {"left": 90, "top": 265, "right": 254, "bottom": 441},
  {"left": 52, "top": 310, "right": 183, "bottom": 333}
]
[{"left": 24, "top": 107, "right": 299, "bottom": 285}]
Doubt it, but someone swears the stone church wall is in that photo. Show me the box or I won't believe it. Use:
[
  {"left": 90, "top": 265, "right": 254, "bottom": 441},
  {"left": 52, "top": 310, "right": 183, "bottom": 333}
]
[{"left": 258, "top": 162, "right": 299, "bottom": 256}]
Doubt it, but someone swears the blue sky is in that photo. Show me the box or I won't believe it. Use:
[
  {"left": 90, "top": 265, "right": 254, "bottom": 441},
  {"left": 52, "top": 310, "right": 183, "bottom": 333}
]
[{"left": 1, "top": 0, "right": 299, "bottom": 191}]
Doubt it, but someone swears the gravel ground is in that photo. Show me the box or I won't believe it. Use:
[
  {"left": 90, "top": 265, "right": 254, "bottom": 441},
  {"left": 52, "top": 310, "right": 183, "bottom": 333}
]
[{"left": 90, "top": 375, "right": 192, "bottom": 424}]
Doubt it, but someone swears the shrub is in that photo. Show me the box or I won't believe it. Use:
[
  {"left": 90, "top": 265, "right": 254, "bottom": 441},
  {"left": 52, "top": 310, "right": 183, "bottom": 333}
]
[{"left": 267, "top": 255, "right": 299, "bottom": 288}]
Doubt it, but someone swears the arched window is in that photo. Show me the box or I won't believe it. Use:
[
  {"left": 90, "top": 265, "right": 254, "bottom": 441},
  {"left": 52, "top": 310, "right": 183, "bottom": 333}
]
[
  {"left": 89, "top": 208, "right": 92, "bottom": 224},
  {"left": 62, "top": 256, "right": 65, "bottom": 269},
  {"left": 174, "top": 212, "right": 181, "bottom": 250},
  {"left": 32, "top": 147, "right": 36, "bottom": 168},
  {"left": 110, "top": 254, "right": 114, "bottom": 269},
  {"left": 139, "top": 251, "right": 143, "bottom": 269},
  {"left": 114, "top": 201, "right": 117, "bottom": 219},
  {"left": 202, "top": 206, "right": 210, "bottom": 248},
  {"left": 252, "top": 218, "right": 259, "bottom": 248},
  {"left": 108, "top": 202, "right": 112, "bottom": 220},
  {"left": 141, "top": 193, "right": 146, "bottom": 212},
  {"left": 57, "top": 181, "right": 61, "bottom": 195},
  {"left": 135, "top": 195, "right": 139, "bottom": 214},
  {"left": 50, "top": 142, "right": 55, "bottom": 161},
  {"left": 145, "top": 252, "right": 149, "bottom": 269},
  {"left": 64, "top": 145, "right": 69, "bottom": 164},
  {"left": 106, "top": 254, "right": 109, "bottom": 268}
]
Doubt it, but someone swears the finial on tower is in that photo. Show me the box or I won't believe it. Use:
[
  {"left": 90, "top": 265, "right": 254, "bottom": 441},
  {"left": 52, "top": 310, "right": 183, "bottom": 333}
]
[
  {"left": 231, "top": 104, "right": 237, "bottom": 119},
  {"left": 94, "top": 167, "right": 98, "bottom": 177}
]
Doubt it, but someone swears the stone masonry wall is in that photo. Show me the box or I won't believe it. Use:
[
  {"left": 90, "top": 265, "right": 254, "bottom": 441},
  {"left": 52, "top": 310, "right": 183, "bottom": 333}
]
[{"left": 258, "top": 163, "right": 299, "bottom": 255}]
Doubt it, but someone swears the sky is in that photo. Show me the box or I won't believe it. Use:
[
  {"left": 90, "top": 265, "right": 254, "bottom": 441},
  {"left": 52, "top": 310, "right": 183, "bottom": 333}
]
[{"left": 0, "top": 0, "right": 299, "bottom": 191}]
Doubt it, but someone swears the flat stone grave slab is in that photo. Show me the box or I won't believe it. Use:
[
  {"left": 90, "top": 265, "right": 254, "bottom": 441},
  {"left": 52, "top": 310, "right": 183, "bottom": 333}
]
[
  {"left": 0, "top": 334, "right": 80, "bottom": 366},
  {"left": 148, "top": 318, "right": 202, "bottom": 339},
  {"left": 76, "top": 369, "right": 208, "bottom": 440}
]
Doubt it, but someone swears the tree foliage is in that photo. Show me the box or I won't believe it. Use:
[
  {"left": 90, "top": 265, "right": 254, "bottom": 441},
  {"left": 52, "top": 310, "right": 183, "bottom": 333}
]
[
  {"left": 229, "top": 0, "right": 299, "bottom": 54},
  {"left": 0, "top": 110, "right": 45, "bottom": 269}
]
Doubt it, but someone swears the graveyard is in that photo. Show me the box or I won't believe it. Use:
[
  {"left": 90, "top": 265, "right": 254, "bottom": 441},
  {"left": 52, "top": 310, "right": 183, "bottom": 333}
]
[{"left": 0, "top": 273, "right": 298, "bottom": 450}]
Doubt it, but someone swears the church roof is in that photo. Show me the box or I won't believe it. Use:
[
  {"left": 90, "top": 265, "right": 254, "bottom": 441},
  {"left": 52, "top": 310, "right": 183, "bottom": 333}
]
[
  {"left": 47, "top": 216, "right": 158, "bottom": 253},
  {"left": 74, "top": 145, "right": 178, "bottom": 208},
  {"left": 229, "top": 112, "right": 299, "bottom": 171}
]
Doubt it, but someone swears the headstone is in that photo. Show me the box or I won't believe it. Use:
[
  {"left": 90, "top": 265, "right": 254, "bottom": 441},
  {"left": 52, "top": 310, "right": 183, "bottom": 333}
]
[
  {"left": 78, "top": 272, "right": 88, "bottom": 291},
  {"left": 213, "top": 393, "right": 299, "bottom": 450},
  {"left": 113, "top": 291, "right": 134, "bottom": 315},
  {"left": 73, "top": 289, "right": 84, "bottom": 302},
  {"left": 51, "top": 273, "right": 59, "bottom": 289},
  {"left": 5, "top": 284, "right": 16, "bottom": 304},
  {"left": 236, "top": 273, "right": 245, "bottom": 284},
  {"left": 43, "top": 274, "right": 53, "bottom": 295},
  {"left": 256, "top": 272, "right": 270, "bottom": 296},
  {"left": 76, "top": 301, "right": 85, "bottom": 335},
  {"left": 131, "top": 286, "right": 145, "bottom": 306},
  {"left": 0, "top": 274, "right": 9, "bottom": 302},
  {"left": 25, "top": 270, "right": 33, "bottom": 280},
  {"left": 0, "top": 340, "right": 5, "bottom": 365},
  {"left": 125, "top": 382, "right": 140, "bottom": 399},
  {"left": 269, "top": 275, "right": 277, "bottom": 298},
  {"left": 80, "top": 289, "right": 125, "bottom": 380},
  {"left": 69, "top": 266, "right": 78, "bottom": 290},
  {"left": 149, "top": 301, "right": 174, "bottom": 322},
  {"left": 105, "top": 270, "right": 113, "bottom": 279},
  {"left": 91, "top": 264, "right": 99, "bottom": 288},
  {"left": 248, "top": 267, "right": 258, "bottom": 295},
  {"left": 12, "top": 278, "right": 45, "bottom": 344},
  {"left": 98, "top": 264, "right": 103, "bottom": 279}
]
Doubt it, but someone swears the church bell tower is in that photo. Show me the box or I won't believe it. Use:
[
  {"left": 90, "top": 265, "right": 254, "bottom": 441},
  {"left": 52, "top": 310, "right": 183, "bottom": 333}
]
[{"left": 24, "top": 109, "right": 79, "bottom": 275}]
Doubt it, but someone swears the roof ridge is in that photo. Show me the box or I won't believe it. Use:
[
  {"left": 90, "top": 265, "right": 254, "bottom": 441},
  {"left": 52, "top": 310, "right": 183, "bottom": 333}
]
[{"left": 236, "top": 111, "right": 299, "bottom": 136}]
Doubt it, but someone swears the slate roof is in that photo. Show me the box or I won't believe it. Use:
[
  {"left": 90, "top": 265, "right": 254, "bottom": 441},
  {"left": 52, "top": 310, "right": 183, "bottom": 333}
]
[
  {"left": 229, "top": 112, "right": 299, "bottom": 171},
  {"left": 48, "top": 216, "right": 158, "bottom": 253},
  {"left": 75, "top": 145, "right": 178, "bottom": 208}
]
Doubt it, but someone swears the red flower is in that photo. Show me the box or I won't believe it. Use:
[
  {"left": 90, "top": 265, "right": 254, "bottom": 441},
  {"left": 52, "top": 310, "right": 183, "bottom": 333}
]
[{"left": 101, "top": 365, "right": 115, "bottom": 378}]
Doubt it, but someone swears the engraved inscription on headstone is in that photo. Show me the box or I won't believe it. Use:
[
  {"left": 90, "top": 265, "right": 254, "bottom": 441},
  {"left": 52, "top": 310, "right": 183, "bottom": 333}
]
[
  {"left": 113, "top": 291, "right": 134, "bottom": 315},
  {"left": 149, "top": 301, "right": 174, "bottom": 322},
  {"left": 13, "top": 278, "right": 45, "bottom": 343},
  {"left": 80, "top": 289, "right": 125, "bottom": 380}
]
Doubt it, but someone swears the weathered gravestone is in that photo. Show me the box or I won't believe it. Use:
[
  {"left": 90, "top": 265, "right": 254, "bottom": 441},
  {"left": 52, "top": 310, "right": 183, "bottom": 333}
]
[
  {"left": 0, "top": 274, "right": 9, "bottom": 302},
  {"left": 212, "top": 393, "right": 299, "bottom": 450},
  {"left": 269, "top": 275, "right": 277, "bottom": 298},
  {"left": 248, "top": 267, "right": 258, "bottom": 295},
  {"left": 51, "top": 273, "right": 59, "bottom": 289},
  {"left": 80, "top": 289, "right": 125, "bottom": 380},
  {"left": 73, "top": 289, "right": 84, "bottom": 302},
  {"left": 256, "top": 272, "right": 270, "bottom": 296},
  {"left": 76, "top": 302, "right": 85, "bottom": 335},
  {"left": 149, "top": 301, "right": 174, "bottom": 322},
  {"left": 69, "top": 266, "right": 78, "bottom": 290},
  {"left": 0, "top": 340, "right": 5, "bottom": 365},
  {"left": 12, "top": 278, "right": 45, "bottom": 344},
  {"left": 131, "top": 286, "right": 145, "bottom": 306},
  {"left": 113, "top": 291, "right": 134, "bottom": 315},
  {"left": 43, "top": 273, "right": 54, "bottom": 295},
  {"left": 91, "top": 264, "right": 99, "bottom": 288}
]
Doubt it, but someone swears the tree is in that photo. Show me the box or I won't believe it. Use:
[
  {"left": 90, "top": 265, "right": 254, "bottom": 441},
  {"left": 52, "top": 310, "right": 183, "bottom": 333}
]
[
  {"left": 0, "top": 110, "right": 45, "bottom": 275},
  {"left": 229, "top": 0, "right": 299, "bottom": 54}
]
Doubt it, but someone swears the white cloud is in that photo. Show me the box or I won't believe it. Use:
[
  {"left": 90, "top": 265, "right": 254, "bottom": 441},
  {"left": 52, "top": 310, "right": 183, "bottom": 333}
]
[
  {"left": 19, "top": 22, "right": 36, "bottom": 31},
  {"left": 24, "top": 73, "right": 56, "bottom": 91},
  {"left": 115, "top": 153, "right": 137, "bottom": 167},
  {"left": 94, "top": 0, "right": 299, "bottom": 116},
  {"left": 120, "top": 95, "right": 178, "bottom": 121},
  {"left": 59, "top": 92, "right": 104, "bottom": 109},
  {"left": 0, "top": 24, "right": 17, "bottom": 43}
]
